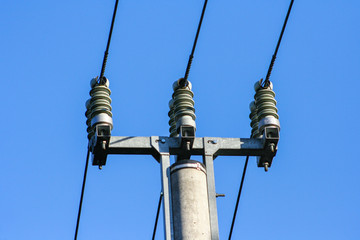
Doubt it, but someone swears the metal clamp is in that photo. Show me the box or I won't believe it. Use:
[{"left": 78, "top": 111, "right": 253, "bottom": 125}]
[
  {"left": 177, "top": 126, "right": 195, "bottom": 160},
  {"left": 91, "top": 124, "right": 111, "bottom": 167},
  {"left": 257, "top": 126, "right": 280, "bottom": 170}
]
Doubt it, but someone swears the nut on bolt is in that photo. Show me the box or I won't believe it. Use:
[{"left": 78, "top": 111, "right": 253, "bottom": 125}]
[
  {"left": 269, "top": 143, "right": 275, "bottom": 153},
  {"left": 208, "top": 139, "right": 218, "bottom": 144},
  {"left": 264, "top": 162, "right": 269, "bottom": 172}
]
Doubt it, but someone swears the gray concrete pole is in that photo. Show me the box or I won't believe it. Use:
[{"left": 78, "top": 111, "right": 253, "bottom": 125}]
[{"left": 170, "top": 160, "right": 211, "bottom": 240}]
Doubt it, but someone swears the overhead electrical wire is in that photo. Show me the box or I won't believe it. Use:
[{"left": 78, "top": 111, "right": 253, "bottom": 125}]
[
  {"left": 263, "top": 0, "right": 294, "bottom": 87},
  {"left": 228, "top": 1, "right": 295, "bottom": 238},
  {"left": 99, "top": 0, "right": 120, "bottom": 85},
  {"left": 74, "top": 149, "right": 90, "bottom": 240},
  {"left": 152, "top": 192, "right": 163, "bottom": 240},
  {"left": 228, "top": 156, "right": 249, "bottom": 240},
  {"left": 179, "top": 0, "right": 209, "bottom": 87},
  {"left": 75, "top": 1, "right": 120, "bottom": 239}
]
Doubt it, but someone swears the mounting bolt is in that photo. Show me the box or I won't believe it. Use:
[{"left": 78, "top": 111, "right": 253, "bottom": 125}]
[
  {"left": 269, "top": 143, "right": 275, "bottom": 153},
  {"left": 161, "top": 138, "right": 166, "bottom": 144},
  {"left": 208, "top": 139, "right": 218, "bottom": 144},
  {"left": 186, "top": 141, "right": 191, "bottom": 151},
  {"left": 264, "top": 162, "right": 269, "bottom": 172}
]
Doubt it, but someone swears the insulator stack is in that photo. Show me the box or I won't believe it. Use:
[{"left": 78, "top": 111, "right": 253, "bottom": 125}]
[
  {"left": 85, "top": 77, "right": 113, "bottom": 140},
  {"left": 253, "top": 79, "right": 280, "bottom": 134},
  {"left": 168, "top": 99, "right": 178, "bottom": 137},
  {"left": 170, "top": 79, "right": 196, "bottom": 134},
  {"left": 249, "top": 101, "right": 260, "bottom": 138}
]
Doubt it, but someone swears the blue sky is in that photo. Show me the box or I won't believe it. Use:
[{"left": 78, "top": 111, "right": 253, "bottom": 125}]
[{"left": 1, "top": 0, "right": 360, "bottom": 239}]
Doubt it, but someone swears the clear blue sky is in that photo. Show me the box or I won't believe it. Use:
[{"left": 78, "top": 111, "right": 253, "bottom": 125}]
[{"left": 1, "top": 0, "right": 359, "bottom": 239}]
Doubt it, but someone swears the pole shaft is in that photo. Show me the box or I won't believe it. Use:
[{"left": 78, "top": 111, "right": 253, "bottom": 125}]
[{"left": 171, "top": 160, "right": 211, "bottom": 240}]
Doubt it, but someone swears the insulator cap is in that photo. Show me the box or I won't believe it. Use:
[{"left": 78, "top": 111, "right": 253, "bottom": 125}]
[
  {"left": 90, "top": 77, "right": 110, "bottom": 88},
  {"left": 254, "top": 79, "right": 273, "bottom": 91},
  {"left": 258, "top": 116, "right": 280, "bottom": 133},
  {"left": 90, "top": 77, "right": 98, "bottom": 88},
  {"left": 173, "top": 78, "right": 192, "bottom": 91},
  {"left": 91, "top": 113, "right": 113, "bottom": 129}
]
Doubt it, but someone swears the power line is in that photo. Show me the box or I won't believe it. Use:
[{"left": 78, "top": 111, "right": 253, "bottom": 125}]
[
  {"left": 263, "top": 0, "right": 294, "bottom": 87},
  {"left": 99, "top": 0, "right": 120, "bottom": 85},
  {"left": 228, "top": 155, "right": 249, "bottom": 240},
  {"left": 227, "top": 2, "right": 295, "bottom": 235},
  {"left": 152, "top": 192, "right": 163, "bottom": 240},
  {"left": 74, "top": 149, "right": 90, "bottom": 240},
  {"left": 75, "top": 2, "right": 121, "bottom": 238},
  {"left": 179, "top": 0, "right": 209, "bottom": 87},
  {"left": 228, "top": 0, "right": 294, "bottom": 233}
]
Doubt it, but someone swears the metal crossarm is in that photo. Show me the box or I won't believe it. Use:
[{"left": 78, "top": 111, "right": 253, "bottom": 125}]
[{"left": 102, "top": 136, "right": 268, "bottom": 160}]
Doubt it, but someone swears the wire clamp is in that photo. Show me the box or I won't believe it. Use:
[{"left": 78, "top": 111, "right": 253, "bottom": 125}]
[
  {"left": 91, "top": 124, "right": 111, "bottom": 166},
  {"left": 257, "top": 127, "right": 279, "bottom": 170}
]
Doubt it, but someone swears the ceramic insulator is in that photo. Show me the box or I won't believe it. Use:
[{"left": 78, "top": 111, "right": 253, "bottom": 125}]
[{"left": 85, "top": 77, "right": 113, "bottom": 140}]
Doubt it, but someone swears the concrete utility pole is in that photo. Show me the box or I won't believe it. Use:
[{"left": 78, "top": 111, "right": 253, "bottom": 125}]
[
  {"left": 170, "top": 160, "right": 211, "bottom": 239},
  {"left": 86, "top": 79, "right": 280, "bottom": 240}
]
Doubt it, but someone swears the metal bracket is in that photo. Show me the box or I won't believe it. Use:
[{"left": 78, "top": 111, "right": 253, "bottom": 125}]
[
  {"left": 257, "top": 127, "right": 280, "bottom": 170},
  {"left": 203, "top": 137, "right": 220, "bottom": 240},
  {"left": 178, "top": 126, "right": 195, "bottom": 160},
  {"left": 203, "top": 137, "right": 220, "bottom": 157},
  {"left": 150, "top": 136, "right": 173, "bottom": 240},
  {"left": 91, "top": 124, "right": 111, "bottom": 166}
]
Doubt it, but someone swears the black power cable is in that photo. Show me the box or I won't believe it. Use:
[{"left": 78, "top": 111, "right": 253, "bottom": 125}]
[
  {"left": 228, "top": 2, "right": 295, "bottom": 236},
  {"left": 74, "top": 149, "right": 90, "bottom": 240},
  {"left": 228, "top": 155, "right": 249, "bottom": 240},
  {"left": 75, "top": 2, "right": 120, "bottom": 239},
  {"left": 263, "top": 0, "right": 294, "bottom": 87},
  {"left": 99, "top": 0, "right": 120, "bottom": 85},
  {"left": 152, "top": 192, "right": 163, "bottom": 240},
  {"left": 179, "top": 0, "right": 209, "bottom": 87}
]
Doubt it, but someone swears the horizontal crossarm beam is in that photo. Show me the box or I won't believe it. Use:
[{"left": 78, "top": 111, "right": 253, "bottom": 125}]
[
  {"left": 106, "top": 136, "right": 264, "bottom": 160},
  {"left": 91, "top": 126, "right": 279, "bottom": 166}
]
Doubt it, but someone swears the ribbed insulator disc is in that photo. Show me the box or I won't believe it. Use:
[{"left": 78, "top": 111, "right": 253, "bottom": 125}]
[{"left": 255, "top": 88, "right": 279, "bottom": 121}]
